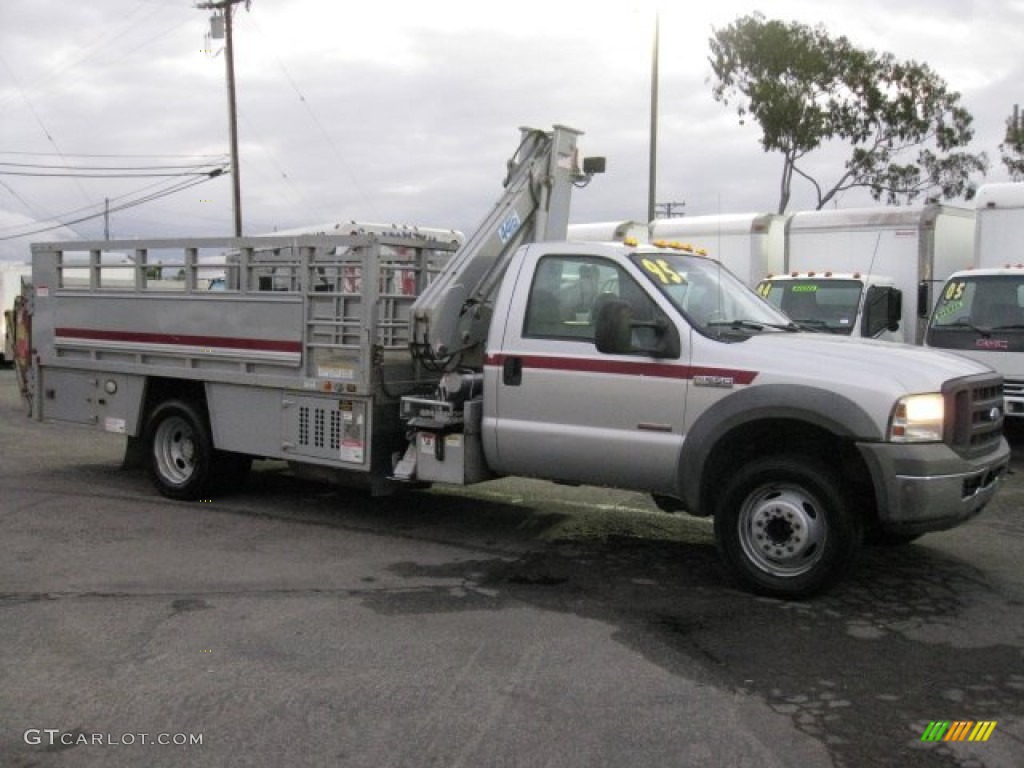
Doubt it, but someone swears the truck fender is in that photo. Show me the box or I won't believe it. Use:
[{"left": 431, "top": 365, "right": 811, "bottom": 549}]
[{"left": 678, "top": 384, "right": 882, "bottom": 514}]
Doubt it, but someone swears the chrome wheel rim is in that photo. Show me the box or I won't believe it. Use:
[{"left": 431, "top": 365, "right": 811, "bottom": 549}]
[
  {"left": 153, "top": 415, "right": 197, "bottom": 486},
  {"left": 738, "top": 483, "right": 828, "bottom": 578}
]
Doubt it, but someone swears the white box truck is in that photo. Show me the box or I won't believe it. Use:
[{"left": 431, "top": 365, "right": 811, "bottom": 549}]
[
  {"left": 568, "top": 220, "right": 648, "bottom": 244},
  {"left": 756, "top": 205, "right": 974, "bottom": 343},
  {"left": 925, "top": 183, "right": 1024, "bottom": 416},
  {"left": 648, "top": 213, "right": 787, "bottom": 288}
]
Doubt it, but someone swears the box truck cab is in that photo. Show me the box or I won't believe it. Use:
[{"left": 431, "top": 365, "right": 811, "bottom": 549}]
[
  {"left": 926, "top": 267, "right": 1024, "bottom": 415},
  {"left": 754, "top": 271, "right": 902, "bottom": 339},
  {"left": 926, "top": 182, "right": 1024, "bottom": 416},
  {"left": 925, "top": 182, "right": 1024, "bottom": 415}
]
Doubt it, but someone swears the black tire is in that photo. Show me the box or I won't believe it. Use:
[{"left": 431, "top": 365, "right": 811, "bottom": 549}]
[
  {"left": 145, "top": 399, "right": 215, "bottom": 500},
  {"left": 713, "top": 456, "right": 863, "bottom": 598}
]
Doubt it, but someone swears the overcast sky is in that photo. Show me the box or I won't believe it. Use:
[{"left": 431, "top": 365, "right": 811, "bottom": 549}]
[{"left": 1, "top": 0, "right": 1022, "bottom": 261}]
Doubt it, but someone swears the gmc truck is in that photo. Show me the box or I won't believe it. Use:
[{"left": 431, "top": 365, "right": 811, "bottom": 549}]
[
  {"left": 16, "top": 125, "right": 1010, "bottom": 598},
  {"left": 926, "top": 183, "right": 1024, "bottom": 417}
]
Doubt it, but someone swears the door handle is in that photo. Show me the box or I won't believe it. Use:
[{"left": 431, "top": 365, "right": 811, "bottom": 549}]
[{"left": 503, "top": 356, "right": 523, "bottom": 386}]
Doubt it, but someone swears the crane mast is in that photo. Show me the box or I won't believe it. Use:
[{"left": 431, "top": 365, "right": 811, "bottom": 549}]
[{"left": 410, "top": 125, "right": 603, "bottom": 369}]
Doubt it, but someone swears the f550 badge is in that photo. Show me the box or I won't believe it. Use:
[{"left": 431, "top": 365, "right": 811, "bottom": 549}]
[{"left": 694, "top": 375, "right": 734, "bottom": 389}]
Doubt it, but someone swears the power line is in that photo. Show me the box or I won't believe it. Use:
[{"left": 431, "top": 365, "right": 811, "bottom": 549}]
[
  {"left": 0, "top": 161, "right": 227, "bottom": 171},
  {"left": 0, "top": 167, "right": 229, "bottom": 179},
  {"left": 0, "top": 52, "right": 93, "bottom": 207},
  {"left": 245, "top": 13, "right": 377, "bottom": 218},
  {"left": 0, "top": 151, "right": 229, "bottom": 160},
  {"left": 0, "top": 1, "right": 165, "bottom": 111},
  {"left": 0, "top": 172, "right": 226, "bottom": 241},
  {"left": 0, "top": 173, "right": 206, "bottom": 233}
]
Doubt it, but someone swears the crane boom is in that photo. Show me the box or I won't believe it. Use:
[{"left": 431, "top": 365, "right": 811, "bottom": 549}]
[{"left": 410, "top": 125, "right": 601, "bottom": 368}]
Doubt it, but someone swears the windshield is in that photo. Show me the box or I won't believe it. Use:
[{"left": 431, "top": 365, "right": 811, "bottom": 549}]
[
  {"left": 629, "top": 252, "right": 795, "bottom": 337},
  {"left": 756, "top": 279, "right": 863, "bottom": 335},
  {"left": 930, "top": 275, "right": 1024, "bottom": 330}
]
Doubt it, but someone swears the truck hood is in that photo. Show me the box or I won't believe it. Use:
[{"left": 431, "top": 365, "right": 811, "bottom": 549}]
[{"left": 738, "top": 332, "right": 995, "bottom": 393}]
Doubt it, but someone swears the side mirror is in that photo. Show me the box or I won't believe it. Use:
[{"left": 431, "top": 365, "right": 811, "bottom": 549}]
[
  {"left": 917, "top": 281, "right": 930, "bottom": 318},
  {"left": 595, "top": 299, "right": 634, "bottom": 354},
  {"left": 595, "top": 298, "right": 681, "bottom": 358},
  {"left": 887, "top": 289, "right": 903, "bottom": 332},
  {"left": 863, "top": 286, "right": 902, "bottom": 338}
]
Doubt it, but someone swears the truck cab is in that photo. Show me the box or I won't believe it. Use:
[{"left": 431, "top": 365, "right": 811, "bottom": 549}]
[
  {"left": 401, "top": 238, "right": 1009, "bottom": 597},
  {"left": 926, "top": 266, "right": 1024, "bottom": 417},
  {"left": 755, "top": 272, "right": 902, "bottom": 340}
]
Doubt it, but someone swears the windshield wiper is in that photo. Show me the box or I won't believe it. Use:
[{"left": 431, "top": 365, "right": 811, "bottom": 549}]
[
  {"left": 943, "top": 319, "right": 992, "bottom": 336},
  {"left": 707, "top": 319, "right": 801, "bottom": 333},
  {"left": 787, "top": 318, "right": 829, "bottom": 332}
]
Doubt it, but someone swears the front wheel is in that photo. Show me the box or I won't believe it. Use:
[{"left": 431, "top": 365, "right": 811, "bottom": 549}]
[
  {"left": 713, "top": 456, "right": 862, "bottom": 598},
  {"left": 145, "top": 400, "right": 214, "bottom": 500}
]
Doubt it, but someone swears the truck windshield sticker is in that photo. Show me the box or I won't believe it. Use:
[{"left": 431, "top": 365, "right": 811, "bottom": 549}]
[
  {"left": 641, "top": 258, "right": 686, "bottom": 285},
  {"left": 791, "top": 284, "right": 818, "bottom": 293},
  {"left": 755, "top": 283, "right": 772, "bottom": 298},
  {"left": 935, "top": 301, "right": 964, "bottom": 319},
  {"left": 944, "top": 281, "right": 967, "bottom": 302}
]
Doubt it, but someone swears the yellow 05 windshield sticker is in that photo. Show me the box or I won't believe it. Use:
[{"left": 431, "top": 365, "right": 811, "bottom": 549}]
[
  {"left": 943, "top": 281, "right": 966, "bottom": 302},
  {"left": 641, "top": 258, "right": 686, "bottom": 285},
  {"left": 755, "top": 282, "right": 771, "bottom": 298}
]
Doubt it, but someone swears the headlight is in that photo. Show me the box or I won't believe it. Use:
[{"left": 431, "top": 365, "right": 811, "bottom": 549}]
[{"left": 889, "top": 393, "right": 945, "bottom": 443}]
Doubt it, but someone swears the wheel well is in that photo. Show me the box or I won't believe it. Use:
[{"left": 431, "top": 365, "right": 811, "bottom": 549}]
[
  {"left": 125, "top": 378, "right": 210, "bottom": 470},
  {"left": 142, "top": 378, "right": 207, "bottom": 419},
  {"left": 699, "top": 418, "right": 876, "bottom": 524}
]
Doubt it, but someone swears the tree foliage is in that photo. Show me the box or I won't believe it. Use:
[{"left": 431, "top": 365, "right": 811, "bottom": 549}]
[
  {"left": 708, "top": 13, "right": 988, "bottom": 213},
  {"left": 1001, "top": 106, "right": 1024, "bottom": 181}
]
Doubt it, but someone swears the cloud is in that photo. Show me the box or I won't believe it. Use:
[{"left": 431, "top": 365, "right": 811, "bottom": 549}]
[{"left": 1, "top": 0, "right": 1022, "bottom": 254}]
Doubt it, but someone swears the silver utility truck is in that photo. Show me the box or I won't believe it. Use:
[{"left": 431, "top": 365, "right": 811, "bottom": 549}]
[{"left": 17, "top": 126, "right": 1010, "bottom": 598}]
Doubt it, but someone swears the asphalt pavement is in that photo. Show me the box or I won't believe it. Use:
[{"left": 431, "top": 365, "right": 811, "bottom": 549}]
[{"left": 1, "top": 368, "right": 1022, "bottom": 768}]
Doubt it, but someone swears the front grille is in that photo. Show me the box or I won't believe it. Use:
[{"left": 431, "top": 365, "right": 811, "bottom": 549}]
[
  {"left": 1005, "top": 377, "right": 1024, "bottom": 399},
  {"left": 945, "top": 374, "right": 1004, "bottom": 456}
]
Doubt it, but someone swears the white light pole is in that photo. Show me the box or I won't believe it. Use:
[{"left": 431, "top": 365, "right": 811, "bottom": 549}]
[{"left": 647, "top": 12, "right": 660, "bottom": 224}]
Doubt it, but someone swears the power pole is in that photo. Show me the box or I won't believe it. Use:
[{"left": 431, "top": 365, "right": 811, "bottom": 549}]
[
  {"left": 197, "top": 0, "right": 249, "bottom": 237},
  {"left": 655, "top": 201, "right": 686, "bottom": 219}
]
